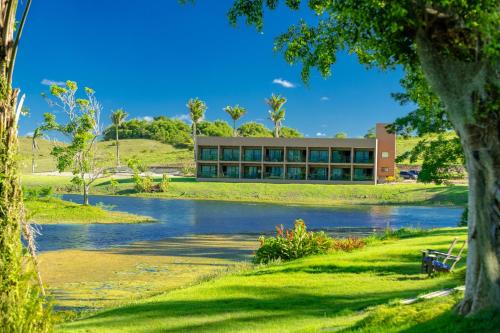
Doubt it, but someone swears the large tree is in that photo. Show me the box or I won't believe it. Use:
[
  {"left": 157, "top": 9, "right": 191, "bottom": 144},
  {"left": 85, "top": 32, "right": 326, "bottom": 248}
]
[
  {"left": 0, "top": 0, "right": 51, "bottom": 330},
  {"left": 110, "top": 108, "right": 128, "bottom": 167},
  {"left": 266, "top": 93, "right": 286, "bottom": 137},
  {"left": 43, "top": 81, "right": 104, "bottom": 206},
  {"left": 227, "top": 0, "right": 499, "bottom": 315}
]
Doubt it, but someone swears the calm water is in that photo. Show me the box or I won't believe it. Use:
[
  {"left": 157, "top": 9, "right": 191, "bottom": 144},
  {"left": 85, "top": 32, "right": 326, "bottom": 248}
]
[{"left": 35, "top": 195, "right": 463, "bottom": 252}]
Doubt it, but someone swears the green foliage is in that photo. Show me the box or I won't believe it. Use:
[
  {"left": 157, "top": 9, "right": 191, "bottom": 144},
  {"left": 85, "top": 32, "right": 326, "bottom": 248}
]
[
  {"left": 254, "top": 219, "right": 333, "bottom": 263},
  {"left": 335, "top": 132, "right": 347, "bottom": 138},
  {"left": 159, "top": 174, "right": 171, "bottom": 192},
  {"left": 237, "top": 122, "right": 273, "bottom": 137},
  {"left": 187, "top": 97, "right": 207, "bottom": 128},
  {"left": 110, "top": 108, "right": 128, "bottom": 127},
  {"left": 197, "top": 120, "right": 233, "bottom": 137},
  {"left": 109, "top": 178, "right": 119, "bottom": 194},
  {"left": 133, "top": 174, "right": 154, "bottom": 193},
  {"left": 23, "top": 186, "right": 54, "bottom": 201},
  {"left": 459, "top": 207, "right": 468, "bottom": 227},
  {"left": 103, "top": 116, "right": 192, "bottom": 148},
  {"left": 364, "top": 127, "right": 376, "bottom": 139},
  {"left": 398, "top": 134, "right": 464, "bottom": 184},
  {"left": 224, "top": 105, "right": 247, "bottom": 135},
  {"left": 42, "top": 80, "right": 104, "bottom": 203},
  {"left": 266, "top": 93, "right": 287, "bottom": 137},
  {"left": 280, "top": 126, "right": 303, "bottom": 138}
]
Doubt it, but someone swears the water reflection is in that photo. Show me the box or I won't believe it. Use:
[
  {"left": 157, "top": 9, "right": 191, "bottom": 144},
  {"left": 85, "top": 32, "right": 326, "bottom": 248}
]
[{"left": 34, "top": 195, "right": 462, "bottom": 252}]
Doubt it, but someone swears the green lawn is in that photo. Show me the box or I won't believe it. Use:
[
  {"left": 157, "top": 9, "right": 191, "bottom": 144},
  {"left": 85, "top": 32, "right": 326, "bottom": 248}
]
[
  {"left": 57, "top": 228, "right": 498, "bottom": 333},
  {"left": 25, "top": 198, "right": 155, "bottom": 224},
  {"left": 22, "top": 175, "right": 468, "bottom": 207},
  {"left": 18, "top": 137, "right": 193, "bottom": 173}
]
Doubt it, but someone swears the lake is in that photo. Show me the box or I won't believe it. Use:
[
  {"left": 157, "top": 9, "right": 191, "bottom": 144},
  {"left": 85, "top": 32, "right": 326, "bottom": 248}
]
[{"left": 35, "top": 195, "right": 463, "bottom": 252}]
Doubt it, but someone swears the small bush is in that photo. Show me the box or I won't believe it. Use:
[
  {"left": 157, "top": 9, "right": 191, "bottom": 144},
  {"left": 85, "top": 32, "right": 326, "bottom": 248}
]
[
  {"left": 254, "top": 219, "right": 333, "bottom": 264},
  {"left": 385, "top": 176, "right": 396, "bottom": 183},
  {"left": 159, "top": 174, "right": 170, "bottom": 192},
  {"left": 134, "top": 174, "right": 154, "bottom": 193},
  {"left": 23, "top": 186, "right": 54, "bottom": 200},
  {"left": 332, "top": 237, "right": 366, "bottom": 252}
]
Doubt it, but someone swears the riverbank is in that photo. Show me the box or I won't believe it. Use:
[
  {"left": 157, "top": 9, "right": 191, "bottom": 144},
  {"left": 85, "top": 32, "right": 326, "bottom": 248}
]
[
  {"left": 40, "top": 234, "right": 257, "bottom": 312},
  {"left": 22, "top": 175, "right": 468, "bottom": 207},
  {"left": 25, "top": 198, "right": 155, "bottom": 224},
  {"left": 55, "top": 227, "right": 494, "bottom": 333}
]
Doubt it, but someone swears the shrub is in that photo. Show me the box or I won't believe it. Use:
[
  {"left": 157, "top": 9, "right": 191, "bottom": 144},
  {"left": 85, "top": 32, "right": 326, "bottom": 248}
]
[
  {"left": 134, "top": 174, "right": 154, "bottom": 193},
  {"left": 254, "top": 219, "right": 333, "bottom": 264},
  {"left": 109, "top": 178, "right": 119, "bottom": 194},
  {"left": 23, "top": 186, "right": 54, "bottom": 200},
  {"left": 332, "top": 237, "right": 365, "bottom": 252},
  {"left": 385, "top": 176, "right": 396, "bottom": 183},
  {"left": 159, "top": 174, "right": 170, "bottom": 192}
]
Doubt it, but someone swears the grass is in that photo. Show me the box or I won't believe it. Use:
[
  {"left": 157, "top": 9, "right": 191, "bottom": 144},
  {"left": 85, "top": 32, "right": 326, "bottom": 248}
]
[
  {"left": 18, "top": 137, "right": 193, "bottom": 173},
  {"left": 25, "top": 198, "right": 155, "bottom": 224},
  {"left": 22, "top": 175, "right": 468, "bottom": 207},
  {"left": 55, "top": 227, "right": 493, "bottom": 333}
]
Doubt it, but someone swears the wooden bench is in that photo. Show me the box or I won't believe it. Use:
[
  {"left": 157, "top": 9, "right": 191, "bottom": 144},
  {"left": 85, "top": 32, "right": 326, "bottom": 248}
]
[{"left": 421, "top": 237, "right": 466, "bottom": 276}]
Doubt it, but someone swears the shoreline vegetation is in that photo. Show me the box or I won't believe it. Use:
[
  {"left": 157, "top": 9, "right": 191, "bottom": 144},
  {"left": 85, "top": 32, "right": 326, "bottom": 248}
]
[
  {"left": 54, "top": 227, "right": 495, "bottom": 333},
  {"left": 25, "top": 198, "right": 155, "bottom": 224},
  {"left": 22, "top": 175, "right": 468, "bottom": 207}
]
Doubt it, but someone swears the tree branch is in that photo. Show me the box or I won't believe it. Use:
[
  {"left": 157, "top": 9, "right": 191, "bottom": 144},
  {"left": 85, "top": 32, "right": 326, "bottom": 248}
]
[{"left": 7, "top": 0, "right": 32, "bottom": 87}]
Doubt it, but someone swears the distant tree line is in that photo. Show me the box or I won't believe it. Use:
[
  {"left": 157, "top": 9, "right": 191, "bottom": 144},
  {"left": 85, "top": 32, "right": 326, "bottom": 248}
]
[{"left": 102, "top": 117, "right": 303, "bottom": 147}]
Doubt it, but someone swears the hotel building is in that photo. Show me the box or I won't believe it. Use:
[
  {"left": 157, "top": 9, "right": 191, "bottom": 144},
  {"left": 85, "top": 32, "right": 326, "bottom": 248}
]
[{"left": 195, "top": 123, "right": 395, "bottom": 184}]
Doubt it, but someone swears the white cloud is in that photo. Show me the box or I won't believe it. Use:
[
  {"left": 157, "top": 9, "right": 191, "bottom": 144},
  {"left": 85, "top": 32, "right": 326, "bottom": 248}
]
[
  {"left": 316, "top": 132, "right": 326, "bottom": 137},
  {"left": 41, "top": 79, "right": 65, "bottom": 86},
  {"left": 173, "top": 114, "right": 192, "bottom": 123},
  {"left": 25, "top": 131, "right": 34, "bottom": 137},
  {"left": 320, "top": 96, "right": 330, "bottom": 101},
  {"left": 272, "top": 78, "right": 296, "bottom": 88},
  {"left": 137, "top": 116, "right": 154, "bottom": 122}
]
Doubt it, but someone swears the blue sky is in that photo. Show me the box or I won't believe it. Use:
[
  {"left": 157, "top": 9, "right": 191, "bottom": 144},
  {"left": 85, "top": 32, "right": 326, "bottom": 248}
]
[{"left": 16, "top": 0, "right": 411, "bottom": 138}]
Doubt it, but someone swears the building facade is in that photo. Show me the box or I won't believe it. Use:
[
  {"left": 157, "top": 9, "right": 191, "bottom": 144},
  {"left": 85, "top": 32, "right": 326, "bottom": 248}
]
[{"left": 195, "top": 123, "right": 395, "bottom": 184}]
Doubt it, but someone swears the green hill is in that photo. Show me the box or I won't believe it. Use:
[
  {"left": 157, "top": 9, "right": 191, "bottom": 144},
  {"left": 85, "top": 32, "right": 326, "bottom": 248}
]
[{"left": 18, "top": 137, "right": 193, "bottom": 174}]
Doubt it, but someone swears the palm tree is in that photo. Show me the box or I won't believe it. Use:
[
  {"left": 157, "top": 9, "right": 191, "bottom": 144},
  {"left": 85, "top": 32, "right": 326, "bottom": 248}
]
[
  {"left": 223, "top": 105, "right": 246, "bottom": 136},
  {"left": 186, "top": 98, "right": 207, "bottom": 158},
  {"left": 110, "top": 108, "right": 128, "bottom": 167},
  {"left": 31, "top": 127, "right": 44, "bottom": 174},
  {"left": 266, "top": 93, "right": 287, "bottom": 138}
]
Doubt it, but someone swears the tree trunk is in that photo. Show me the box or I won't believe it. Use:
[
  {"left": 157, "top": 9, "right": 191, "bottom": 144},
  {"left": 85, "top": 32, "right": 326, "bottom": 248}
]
[
  {"left": 32, "top": 150, "right": 35, "bottom": 173},
  {"left": 233, "top": 119, "right": 236, "bottom": 137},
  {"left": 417, "top": 32, "right": 500, "bottom": 315},
  {"left": 115, "top": 126, "right": 120, "bottom": 167},
  {"left": 193, "top": 123, "right": 197, "bottom": 160},
  {"left": 83, "top": 184, "right": 90, "bottom": 206}
]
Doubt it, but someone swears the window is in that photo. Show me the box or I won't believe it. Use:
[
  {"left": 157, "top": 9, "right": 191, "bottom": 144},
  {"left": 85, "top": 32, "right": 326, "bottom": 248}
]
[
  {"left": 381, "top": 167, "right": 389, "bottom": 172},
  {"left": 331, "top": 150, "right": 351, "bottom": 163},
  {"left": 381, "top": 151, "right": 389, "bottom": 158},
  {"left": 198, "top": 164, "right": 217, "bottom": 178},
  {"left": 331, "top": 168, "right": 351, "bottom": 181},
  {"left": 287, "top": 148, "right": 306, "bottom": 162},
  {"left": 265, "top": 148, "right": 284, "bottom": 162},
  {"left": 221, "top": 148, "right": 240, "bottom": 161},
  {"left": 199, "top": 147, "right": 218, "bottom": 161},
  {"left": 309, "top": 167, "right": 328, "bottom": 180},
  {"left": 243, "top": 148, "right": 262, "bottom": 162},
  {"left": 309, "top": 149, "right": 329, "bottom": 163},
  {"left": 243, "top": 166, "right": 261, "bottom": 179},
  {"left": 221, "top": 165, "right": 239, "bottom": 178},
  {"left": 264, "top": 166, "right": 283, "bottom": 179},
  {"left": 354, "top": 150, "right": 374, "bottom": 163},
  {"left": 286, "top": 167, "right": 306, "bottom": 180},
  {"left": 353, "top": 168, "right": 374, "bottom": 181}
]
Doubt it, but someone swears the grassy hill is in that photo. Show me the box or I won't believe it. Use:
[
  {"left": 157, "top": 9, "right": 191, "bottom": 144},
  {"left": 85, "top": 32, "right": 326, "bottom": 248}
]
[{"left": 18, "top": 137, "right": 193, "bottom": 174}]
